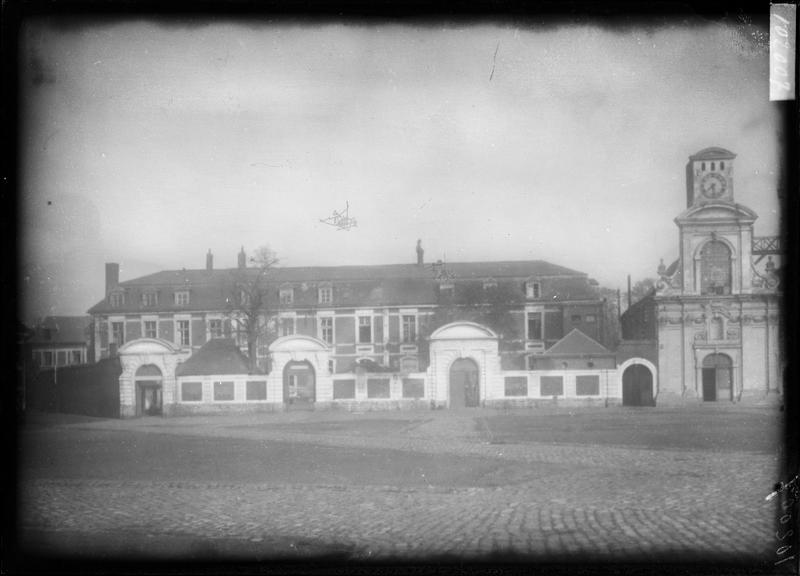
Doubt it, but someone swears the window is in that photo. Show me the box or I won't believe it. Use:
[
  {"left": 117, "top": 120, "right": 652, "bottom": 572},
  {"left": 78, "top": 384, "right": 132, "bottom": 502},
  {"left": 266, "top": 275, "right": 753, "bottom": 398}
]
[
  {"left": 358, "top": 316, "right": 372, "bottom": 343},
  {"left": 585, "top": 314, "right": 597, "bottom": 323},
  {"left": 505, "top": 376, "right": 528, "bottom": 397},
  {"left": 109, "top": 292, "right": 125, "bottom": 307},
  {"left": 144, "top": 320, "right": 157, "bottom": 339},
  {"left": 540, "top": 376, "right": 564, "bottom": 396},
  {"left": 576, "top": 375, "right": 600, "bottom": 396},
  {"left": 402, "top": 315, "right": 417, "bottom": 343},
  {"left": 181, "top": 381, "right": 203, "bottom": 402},
  {"left": 174, "top": 291, "right": 190, "bottom": 306},
  {"left": 333, "top": 379, "right": 356, "bottom": 399},
  {"left": 56, "top": 351, "right": 66, "bottom": 366},
  {"left": 571, "top": 314, "right": 582, "bottom": 323},
  {"left": 111, "top": 321, "right": 125, "bottom": 345},
  {"left": 367, "top": 378, "right": 391, "bottom": 399},
  {"left": 720, "top": 161, "right": 725, "bottom": 169},
  {"left": 402, "top": 378, "right": 425, "bottom": 398},
  {"left": 214, "top": 381, "right": 235, "bottom": 401},
  {"left": 177, "top": 320, "right": 190, "bottom": 346},
  {"left": 527, "top": 312, "right": 543, "bottom": 340},
  {"left": 246, "top": 380, "right": 267, "bottom": 401},
  {"left": 711, "top": 162, "right": 715, "bottom": 170},
  {"left": 208, "top": 319, "right": 223, "bottom": 339},
  {"left": 70, "top": 350, "right": 82, "bottom": 365},
  {"left": 320, "top": 317, "right": 333, "bottom": 344},
  {"left": 319, "top": 285, "right": 333, "bottom": 304},
  {"left": 279, "top": 287, "right": 294, "bottom": 305},
  {"left": 400, "top": 357, "right": 419, "bottom": 373},
  {"left": 526, "top": 281, "right": 541, "bottom": 299},
  {"left": 702, "top": 162, "right": 706, "bottom": 170},
  {"left": 281, "top": 317, "right": 295, "bottom": 337},
  {"left": 141, "top": 292, "right": 158, "bottom": 307},
  {"left": 238, "top": 289, "right": 250, "bottom": 306},
  {"left": 700, "top": 241, "right": 732, "bottom": 295},
  {"left": 42, "top": 351, "right": 54, "bottom": 367}
]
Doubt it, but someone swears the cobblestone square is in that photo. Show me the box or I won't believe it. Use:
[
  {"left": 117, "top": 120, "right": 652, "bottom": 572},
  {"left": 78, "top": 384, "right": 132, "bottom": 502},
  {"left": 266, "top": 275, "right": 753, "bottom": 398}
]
[{"left": 16, "top": 405, "right": 786, "bottom": 569}]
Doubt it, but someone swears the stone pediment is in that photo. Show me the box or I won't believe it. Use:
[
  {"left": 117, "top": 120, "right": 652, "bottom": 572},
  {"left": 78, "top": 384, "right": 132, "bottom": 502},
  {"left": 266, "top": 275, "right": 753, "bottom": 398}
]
[
  {"left": 118, "top": 338, "right": 182, "bottom": 356},
  {"left": 675, "top": 202, "right": 757, "bottom": 224},
  {"left": 269, "top": 334, "right": 330, "bottom": 352},
  {"left": 429, "top": 321, "right": 498, "bottom": 341}
]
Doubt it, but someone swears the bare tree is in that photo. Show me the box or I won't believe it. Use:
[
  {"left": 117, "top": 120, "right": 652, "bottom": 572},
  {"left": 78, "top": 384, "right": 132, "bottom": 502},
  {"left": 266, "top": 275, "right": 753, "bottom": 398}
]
[{"left": 226, "top": 245, "right": 280, "bottom": 372}]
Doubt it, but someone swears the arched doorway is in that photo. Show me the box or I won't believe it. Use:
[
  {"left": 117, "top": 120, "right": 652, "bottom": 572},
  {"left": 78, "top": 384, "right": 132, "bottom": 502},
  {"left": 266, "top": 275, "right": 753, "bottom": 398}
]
[
  {"left": 702, "top": 353, "right": 733, "bottom": 401},
  {"left": 284, "top": 360, "right": 316, "bottom": 409},
  {"left": 135, "top": 364, "right": 163, "bottom": 416},
  {"left": 622, "top": 364, "right": 654, "bottom": 406},
  {"left": 449, "top": 358, "right": 480, "bottom": 408}
]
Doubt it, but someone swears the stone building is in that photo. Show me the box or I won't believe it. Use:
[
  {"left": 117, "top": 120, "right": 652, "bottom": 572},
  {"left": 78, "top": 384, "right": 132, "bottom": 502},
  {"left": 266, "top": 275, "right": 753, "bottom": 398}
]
[
  {"left": 621, "top": 147, "right": 782, "bottom": 403},
  {"left": 88, "top": 249, "right": 634, "bottom": 416}
]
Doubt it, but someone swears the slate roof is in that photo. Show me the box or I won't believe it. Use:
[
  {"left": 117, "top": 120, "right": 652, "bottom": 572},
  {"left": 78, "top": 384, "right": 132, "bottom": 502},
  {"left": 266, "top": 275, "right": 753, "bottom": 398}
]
[
  {"left": 88, "top": 260, "right": 600, "bottom": 315},
  {"left": 175, "top": 338, "right": 257, "bottom": 376},
  {"left": 544, "top": 329, "right": 612, "bottom": 356},
  {"left": 28, "top": 316, "right": 91, "bottom": 345}
]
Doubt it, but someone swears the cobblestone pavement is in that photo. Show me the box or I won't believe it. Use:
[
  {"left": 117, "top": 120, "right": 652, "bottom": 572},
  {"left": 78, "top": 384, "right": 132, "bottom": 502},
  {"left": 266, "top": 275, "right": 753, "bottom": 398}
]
[{"left": 17, "top": 408, "right": 783, "bottom": 564}]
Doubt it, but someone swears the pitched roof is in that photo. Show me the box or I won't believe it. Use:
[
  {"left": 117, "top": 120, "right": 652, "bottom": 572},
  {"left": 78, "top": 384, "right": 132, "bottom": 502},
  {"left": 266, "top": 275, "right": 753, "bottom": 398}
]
[
  {"left": 88, "top": 260, "right": 599, "bottom": 314},
  {"left": 544, "top": 328, "right": 611, "bottom": 356},
  {"left": 175, "top": 338, "right": 257, "bottom": 377},
  {"left": 29, "top": 316, "right": 91, "bottom": 345}
]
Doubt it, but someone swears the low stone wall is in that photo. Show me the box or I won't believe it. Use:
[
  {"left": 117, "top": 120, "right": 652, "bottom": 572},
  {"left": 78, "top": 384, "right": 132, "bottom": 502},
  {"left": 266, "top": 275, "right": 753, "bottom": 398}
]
[
  {"left": 484, "top": 397, "right": 619, "bottom": 410},
  {"left": 168, "top": 402, "right": 285, "bottom": 416},
  {"left": 322, "top": 399, "right": 433, "bottom": 412}
]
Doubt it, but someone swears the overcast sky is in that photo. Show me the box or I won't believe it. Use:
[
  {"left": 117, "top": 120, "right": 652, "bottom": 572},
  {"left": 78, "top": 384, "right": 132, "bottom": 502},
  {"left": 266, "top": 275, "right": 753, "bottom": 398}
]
[{"left": 19, "top": 17, "right": 782, "bottom": 322}]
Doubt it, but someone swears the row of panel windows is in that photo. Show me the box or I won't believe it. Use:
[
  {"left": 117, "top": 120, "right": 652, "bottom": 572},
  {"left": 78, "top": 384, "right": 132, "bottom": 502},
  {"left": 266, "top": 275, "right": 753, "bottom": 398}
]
[
  {"left": 331, "top": 378, "right": 425, "bottom": 400},
  {"left": 700, "top": 161, "right": 725, "bottom": 171},
  {"left": 504, "top": 375, "right": 601, "bottom": 397},
  {"left": 109, "top": 290, "right": 191, "bottom": 308},
  {"left": 181, "top": 380, "right": 268, "bottom": 402},
  {"left": 114, "top": 279, "right": 549, "bottom": 310},
  {"left": 33, "top": 349, "right": 85, "bottom": 367}
]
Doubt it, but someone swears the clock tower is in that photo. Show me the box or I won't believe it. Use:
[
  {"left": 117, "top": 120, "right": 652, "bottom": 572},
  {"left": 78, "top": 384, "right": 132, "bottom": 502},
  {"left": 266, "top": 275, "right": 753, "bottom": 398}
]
[{"left": 685, "top": 147, "right": 736, "bottom": 207}]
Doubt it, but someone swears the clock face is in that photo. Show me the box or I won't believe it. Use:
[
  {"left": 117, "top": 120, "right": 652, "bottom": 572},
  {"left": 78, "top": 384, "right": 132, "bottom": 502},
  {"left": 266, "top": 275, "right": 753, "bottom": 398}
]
[{"left": 700, "top": 172, "right": 727, "bottom": 199}]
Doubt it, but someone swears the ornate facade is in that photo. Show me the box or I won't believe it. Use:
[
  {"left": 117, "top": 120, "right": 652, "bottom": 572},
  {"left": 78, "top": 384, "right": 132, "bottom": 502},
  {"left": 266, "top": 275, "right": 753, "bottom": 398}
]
[{"left": 625, "top": 147, "right": 782, "bottom": 403}]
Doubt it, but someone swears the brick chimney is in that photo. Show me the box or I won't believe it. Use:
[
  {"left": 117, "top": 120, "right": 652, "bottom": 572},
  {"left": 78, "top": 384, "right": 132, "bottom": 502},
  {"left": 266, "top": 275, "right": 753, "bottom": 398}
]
[
  {"left": 238, "top": 246, "right": 247, "bottom": 269},
  {"left": 105, "top": 263, "right": 120, "bottom": 294},
  {"left": 416, "top": 239, "right": 424, "bottom": 266},
  {"left": 206, "top": 249, "right": 213, "bottom": 271}
]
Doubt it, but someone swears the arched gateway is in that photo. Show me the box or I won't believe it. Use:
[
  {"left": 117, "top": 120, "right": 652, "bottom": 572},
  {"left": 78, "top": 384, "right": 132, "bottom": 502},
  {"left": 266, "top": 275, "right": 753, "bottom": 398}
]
[{"left": 118, "top": 338, "right": 184, "bottom": 418}]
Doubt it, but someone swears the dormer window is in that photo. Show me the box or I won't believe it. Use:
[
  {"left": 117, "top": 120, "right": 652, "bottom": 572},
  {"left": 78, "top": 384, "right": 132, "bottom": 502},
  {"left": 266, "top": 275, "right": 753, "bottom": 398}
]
[
  {"left": 141, "top": 292, "right": 158, "bottom": 307},
  {"left": 318, "top": 284, "right": 333, "bottom": 304},
  {"left": 279, "top": 285, "right": 294, "bottom": 305},
  {"left": 109, "top": 291, "right": 125, "bottom": 308},
  {"left": 238, "top": 289, "right": 250, "bottom": 306},
  {"left": 720, "top": 161, "right": 725, "bottom": 170},
  {"left": 711, "top": 162, "right": 716, "bottom": 170},
  {"left": 483, "top": 278, "right": 498, "bottom": 290},
  {"left": 174, "top": 290, "right": 190, "bottom": 306},
  {"left": 525, "top": 280, "right": 541, "bottom": 299}
]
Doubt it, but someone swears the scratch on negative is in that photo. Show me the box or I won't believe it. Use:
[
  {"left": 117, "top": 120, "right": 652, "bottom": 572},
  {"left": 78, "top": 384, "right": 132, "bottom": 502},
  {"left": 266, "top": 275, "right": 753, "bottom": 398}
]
[{"left": 489, "top": 41, "right": 500, "bottom": 81}]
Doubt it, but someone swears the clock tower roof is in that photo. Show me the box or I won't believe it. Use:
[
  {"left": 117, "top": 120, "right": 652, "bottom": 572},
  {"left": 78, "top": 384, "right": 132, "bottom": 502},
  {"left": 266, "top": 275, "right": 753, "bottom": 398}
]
[{"left": 689, "top": 147, "right": 737, "bottom": 161}]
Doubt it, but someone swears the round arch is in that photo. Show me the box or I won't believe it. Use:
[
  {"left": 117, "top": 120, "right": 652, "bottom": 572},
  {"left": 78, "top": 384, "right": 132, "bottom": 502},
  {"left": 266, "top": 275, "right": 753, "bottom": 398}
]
[
  {"left": 618, "top": 358, "right": 657, "bottom": 407},
  {"left": 118, "top": 338, "right": 184, "bottom": 418}
]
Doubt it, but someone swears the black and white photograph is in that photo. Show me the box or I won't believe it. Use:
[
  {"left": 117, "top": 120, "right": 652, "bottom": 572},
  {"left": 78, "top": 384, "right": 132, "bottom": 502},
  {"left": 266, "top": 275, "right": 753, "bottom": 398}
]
[{"left": 10, "top": 2, "right": 797, "bottom": 573}]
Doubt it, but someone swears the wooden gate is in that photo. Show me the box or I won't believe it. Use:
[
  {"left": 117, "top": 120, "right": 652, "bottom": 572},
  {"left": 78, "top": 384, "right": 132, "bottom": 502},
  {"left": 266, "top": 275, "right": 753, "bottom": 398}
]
[
  {"left": 622, "top": 364, "right": 654, "bottom": 407},
  {"left": 449, "top": 358, "right": 480, "bottom": 408},
  {"left": 702, "top": 353, "right": 732, "bottom": 401}
]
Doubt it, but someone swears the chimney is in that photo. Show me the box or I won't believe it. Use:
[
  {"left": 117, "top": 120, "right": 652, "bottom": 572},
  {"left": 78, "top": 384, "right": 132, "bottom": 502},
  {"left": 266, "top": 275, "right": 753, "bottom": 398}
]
[
  {"left": 238, "top": 246, "right": 247, "bottom": 269},
  {"left": 105, "top": 263, "right": 120, "bottom": 294},
  {"left": 416, "top": 239, "right": 424, "bottom": 266},
  {"left": 206, "top": 249, "right": 213, "bottom": 271}
]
